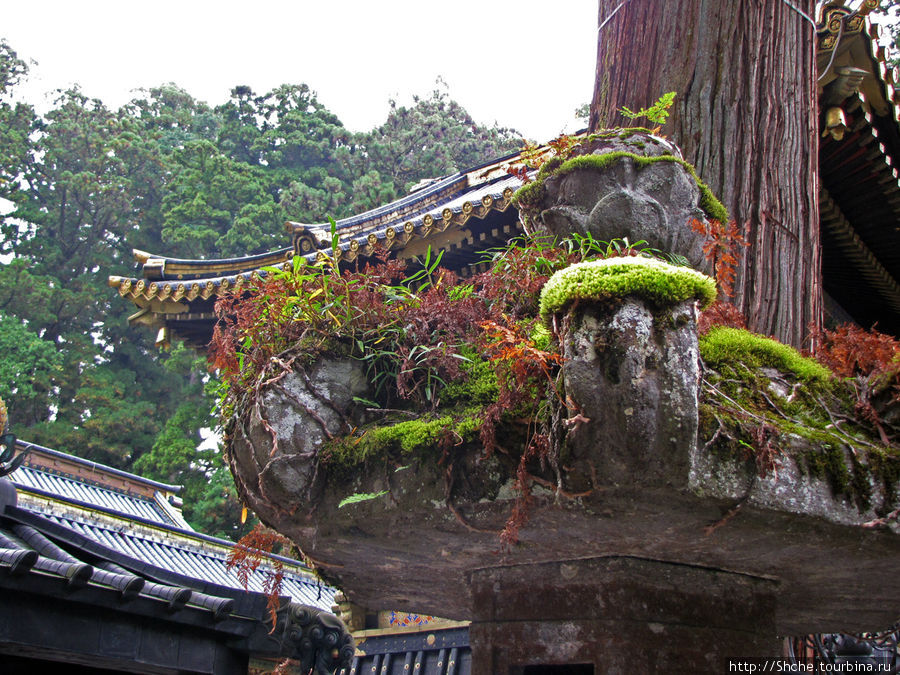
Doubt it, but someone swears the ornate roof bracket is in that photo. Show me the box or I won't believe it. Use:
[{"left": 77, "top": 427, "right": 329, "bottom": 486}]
[
  {"left": 817, "top": 2, "right": 878, "bottom": 53},
  {"left": 820, "top": 188, "right": 900, "bottom": 314},
  {"left": 822, "top": 65, "right": 869, "bottom": 107},
  {"left": 817, "top": 2, "right": 897, "bottom": 118},
  {"left": 245, "top": 602, "right": 354, "bottom": 673},
  {"left": 822, "top": 65, "right": 869, "bottom": 140},
  {"left": 287, "top": 221, "right": 328, "bottom": 256}
]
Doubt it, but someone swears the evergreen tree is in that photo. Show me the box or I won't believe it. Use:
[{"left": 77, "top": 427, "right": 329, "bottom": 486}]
[{"left": 358, "top": 82, "right": 521, "bottom": 196}]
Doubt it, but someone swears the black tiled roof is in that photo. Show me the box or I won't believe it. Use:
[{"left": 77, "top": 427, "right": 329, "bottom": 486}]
[{"left": 0, "top": 442, "right": 353, "bottom": 672}]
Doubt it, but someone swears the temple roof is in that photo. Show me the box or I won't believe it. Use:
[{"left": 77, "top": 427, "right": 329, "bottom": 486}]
[
  {"left": 109, "top": 153, "right": 528, "bottom": 347},
  {"left": 13, "top": 440, "right": 185, "bottom": 527},
  {"left": 8, "top": 440, "right": 333, "bottom": 609},
  {"left": 0, "top": 443, "right": 353, "bottom": 670},
  {"left": 0, "top": 440, "right": 353, "bottom": 671}
]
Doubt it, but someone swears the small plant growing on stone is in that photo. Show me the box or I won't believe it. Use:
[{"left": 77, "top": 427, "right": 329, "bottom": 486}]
[
  {"left": 620, "top": 91, "right": 677, "bottom": 127},
  {"left": 690, "top": 217, "right": 749, "bottom": 298},
  {"left": 810, "top": 322, "right": 900, "bottom": 447},
  {"left": 507, "top": 132, "right": 584, "bottom": 184},
  {"left": 338, "top": 490, "right": 389, "bottom": 508}
]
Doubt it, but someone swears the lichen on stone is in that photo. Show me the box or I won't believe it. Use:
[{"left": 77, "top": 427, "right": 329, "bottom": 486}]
[{"left": 539, "top": 257, "right": 717, "bottom": 324}]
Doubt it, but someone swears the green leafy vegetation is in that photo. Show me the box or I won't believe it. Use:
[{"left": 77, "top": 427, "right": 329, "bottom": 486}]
[
  {"left": 0, "top": 312, "right": 63, "bottom": 425},
  {"left": 212, "top": 233, "right": 703, "bottom": 460},
  {"left": 338, "top": 491, "right": 389, "bottom": 508},
  {"left": 212, "top": 230, "right": 726, "bottom": 543},
  {"left": 619, "top": 91, "right": 677, "bottom": 126}
]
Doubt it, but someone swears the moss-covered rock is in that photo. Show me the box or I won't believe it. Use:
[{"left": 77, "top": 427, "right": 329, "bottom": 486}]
[
  {"left": 539, "top": 257, "right": 716, "bottom": 324},
  {"left": 695, "top": 334, "right": 900, "bottom": 518},
  {"left": 440, "top": 352, "right": 499, "bottom": 406},
  {"left": 325, "top": 410, "right": 483, "bottom": 467},
  {"left": 700, "top": 327, "right": 831, "bottom": 383},
  {"left": 512, "top": 132, "right": 729, "bottom": 275},
  {"left": 515, "top": 151, "right": 729, "bottom": 226}
]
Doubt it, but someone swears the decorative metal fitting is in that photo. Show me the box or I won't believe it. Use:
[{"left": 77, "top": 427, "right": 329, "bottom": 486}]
[{"left": 823, "top": 106, "right": 850, "bottom": 141}]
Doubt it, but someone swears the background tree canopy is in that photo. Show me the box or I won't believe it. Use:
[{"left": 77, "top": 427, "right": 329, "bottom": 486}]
[{"left": 0, "top": 38, "right": 522, "bottom": 537}]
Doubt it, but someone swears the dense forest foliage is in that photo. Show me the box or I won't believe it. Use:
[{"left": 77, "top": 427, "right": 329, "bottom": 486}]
[{"left": 0, "top": 39, "right": 521, "bottom": 537}]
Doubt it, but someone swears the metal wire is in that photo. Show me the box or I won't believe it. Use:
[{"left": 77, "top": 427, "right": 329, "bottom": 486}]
[
  {"left": 597, "top": 0, "right": 635, "bottom": 34},
  {"left": 780, "top": 0, "right": 818, "bottom": 30}
]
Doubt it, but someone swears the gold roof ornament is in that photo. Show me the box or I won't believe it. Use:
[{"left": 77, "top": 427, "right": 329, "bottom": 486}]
[
  {"left": 823, "top": 106, "right": 851, "bottom": 140},
  {"left": 817, "top": 0, "right": 878, "bottom": 52}
]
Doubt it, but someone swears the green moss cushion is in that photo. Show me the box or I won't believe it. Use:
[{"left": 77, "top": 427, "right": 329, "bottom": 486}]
[
  {"left": 700, "top": 326, "right": 832, "bottom": 383},
  {"left": 539, "top": 257, "right": 717, "bottom": 323}
]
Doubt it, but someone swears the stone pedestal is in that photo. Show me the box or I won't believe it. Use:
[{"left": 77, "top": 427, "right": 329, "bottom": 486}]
[
  {"left": 523, "top": 132, "right": 716, "bottom": 274},
  {"left": 469, "top": 557, "right": 779, "bottom": 674}
]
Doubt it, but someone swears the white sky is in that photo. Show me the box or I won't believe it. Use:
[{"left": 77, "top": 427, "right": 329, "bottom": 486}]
[{"left": 2, "top": 1, "right": 598, "bottom": 142}]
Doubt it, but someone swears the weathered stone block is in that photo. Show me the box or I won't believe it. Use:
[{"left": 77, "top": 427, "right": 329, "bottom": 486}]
[
  {"left": 559, "top": 297, "right": 701, "bottom": 488},
  {"left": 469, "top": 557, "right": 780, "bottom": 674},
  {"left": 525, "top": 133, "right": 715, "bottom": 272},
  {"left": 228, "top": 357, "right": 369, "bottom": 512}
]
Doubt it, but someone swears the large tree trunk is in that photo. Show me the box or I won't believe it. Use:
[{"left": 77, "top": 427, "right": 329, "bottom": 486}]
[{"left": 590, "top": 0, "right": 822, "bottom": 349}]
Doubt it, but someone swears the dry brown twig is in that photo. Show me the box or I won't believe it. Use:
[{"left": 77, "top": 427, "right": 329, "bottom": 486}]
[
  {"left": 526, "top": 472, "right": 593, "bottom": 499},
  {"left": 701, "top": 414, "right": 732, "bottom": 453},
  {"left": 813, "top": 395, "right": 879, "bottom": 449},
  {"left": 705, "top": 492, "right": 752, "bottom": 536}
]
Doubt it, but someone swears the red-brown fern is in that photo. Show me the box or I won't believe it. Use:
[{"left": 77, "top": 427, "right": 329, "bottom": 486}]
[
  {"left": 690, "top": 217, "right": 748, "bottom": 298},
  {"left": 812, "top": 323, "right": 900, "bottom": 379},
  {"left": 226, "top": 523, "right": 291, "bottom": 631}
]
